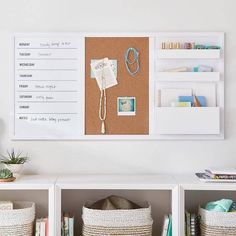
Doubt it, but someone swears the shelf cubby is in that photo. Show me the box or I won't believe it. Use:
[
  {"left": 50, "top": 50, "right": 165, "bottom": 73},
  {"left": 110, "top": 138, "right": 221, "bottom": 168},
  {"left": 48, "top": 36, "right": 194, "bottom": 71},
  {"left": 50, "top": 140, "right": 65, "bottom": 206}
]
[
  {"left": 0, "top": 175, "right": 56, "bottom": 236},
  {"left": 56, "top": 174, "right": 179, "bottom": 236},
  {"left": 155, "top": 107, "right": 220, "bottom": 135},
  {"left": 176, "top": 174, "right": 236, "bottom": 236},
  {"left": 157, "top": 49, "right": 221, "bottom": 59},
  {"left": 156, "top": 72, "right": 220, "bottom": 82}
]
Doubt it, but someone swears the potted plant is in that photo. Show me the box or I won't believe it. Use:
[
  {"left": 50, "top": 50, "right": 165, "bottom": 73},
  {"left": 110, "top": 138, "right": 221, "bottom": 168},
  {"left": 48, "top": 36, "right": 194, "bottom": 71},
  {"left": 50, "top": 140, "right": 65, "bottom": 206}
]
[
  {"left": 0, "top": 168, "right": 15, "bottom": 182},
  {"left": 1, "top": 149, "right": 28, "bottom": 178}
]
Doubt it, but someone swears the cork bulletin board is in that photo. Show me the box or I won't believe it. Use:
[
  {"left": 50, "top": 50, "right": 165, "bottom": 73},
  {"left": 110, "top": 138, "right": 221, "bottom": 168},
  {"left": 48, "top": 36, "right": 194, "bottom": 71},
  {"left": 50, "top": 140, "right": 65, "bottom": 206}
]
[{"left": 85, "top": 37, "right": 149, "bottom": 135}]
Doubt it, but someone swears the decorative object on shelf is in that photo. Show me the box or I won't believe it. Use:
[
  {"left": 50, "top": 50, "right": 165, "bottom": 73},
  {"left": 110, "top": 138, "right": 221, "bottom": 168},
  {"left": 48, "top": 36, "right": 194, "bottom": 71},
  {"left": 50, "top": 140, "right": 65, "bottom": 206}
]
[
  {"left": 82, "top": 195, "right": 153, "bottom": 236},
  {"left": 196, "top": 168, "right": 236, "bottom": 182},
  {"left": 0, "top": 169, "right": 15, "bottom": 182},
  {"left": 0, "top": 201, "right": 35, "bottom": 236},
  {"left": 124, "top": 47, "right": 140, "bottom": 77},
  {"left": 1, "top": 149, "right": 29, "bottom": 178},
  {"left": 161, "top": 42, "right": 221, "bottom": 50}
]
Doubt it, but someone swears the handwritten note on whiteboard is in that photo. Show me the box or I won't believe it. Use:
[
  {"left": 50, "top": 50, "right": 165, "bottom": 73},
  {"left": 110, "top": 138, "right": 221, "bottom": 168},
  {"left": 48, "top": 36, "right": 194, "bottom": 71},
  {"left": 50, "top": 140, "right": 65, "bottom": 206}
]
[{"left": 14, "top": 35, "right": 83, "bottom": 139}]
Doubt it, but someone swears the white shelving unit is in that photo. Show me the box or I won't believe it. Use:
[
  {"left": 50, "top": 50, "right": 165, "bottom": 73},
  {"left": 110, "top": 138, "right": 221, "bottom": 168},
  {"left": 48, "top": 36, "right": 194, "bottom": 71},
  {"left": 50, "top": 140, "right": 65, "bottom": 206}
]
[
  {"left": 0, "top": 175, "right": 57, "bottom": 236},
  {"left": 2, "top": 174, "right": 236, "bottom": 236}
]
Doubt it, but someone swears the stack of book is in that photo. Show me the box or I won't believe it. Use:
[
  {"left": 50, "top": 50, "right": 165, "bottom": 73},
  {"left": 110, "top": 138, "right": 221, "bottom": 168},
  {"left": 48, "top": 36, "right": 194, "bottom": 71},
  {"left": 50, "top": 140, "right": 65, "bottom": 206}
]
[
  {"left": 161, "top": 214, "right": 172, "bottom": 236},
  {"left": 196, "top": 168, "right": 236, "bottom": 182},
  {"left": 185, "top": 212, "right": 200, "bottom": 236},
  {"left": 61, "top": 212, "right": 74, "bottom": 236},
  {"left": 35, "top": 218, "right": 48, "bottom": 236}
]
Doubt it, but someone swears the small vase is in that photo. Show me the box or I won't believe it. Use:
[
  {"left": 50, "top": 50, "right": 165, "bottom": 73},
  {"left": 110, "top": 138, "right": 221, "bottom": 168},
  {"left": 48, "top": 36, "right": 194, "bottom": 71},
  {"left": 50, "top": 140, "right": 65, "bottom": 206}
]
[{"left": 4, "top": 164, "right": 24, "bottom": 179}]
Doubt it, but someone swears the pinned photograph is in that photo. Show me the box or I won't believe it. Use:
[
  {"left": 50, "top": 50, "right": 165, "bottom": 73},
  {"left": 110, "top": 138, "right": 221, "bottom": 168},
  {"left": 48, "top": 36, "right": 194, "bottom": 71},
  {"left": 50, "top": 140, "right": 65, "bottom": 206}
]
[{"left": 117, "top": 97, "right": 136, "bottom": 116}]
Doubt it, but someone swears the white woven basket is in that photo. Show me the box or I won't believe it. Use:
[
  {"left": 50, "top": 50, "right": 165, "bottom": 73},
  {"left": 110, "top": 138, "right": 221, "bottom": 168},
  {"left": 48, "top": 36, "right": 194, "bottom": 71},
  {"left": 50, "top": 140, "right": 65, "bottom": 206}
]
[
  {"left": 0, "top": 201, "right": 35, "bottom": 236},
  {"left": 199, "top": 207, "right": 236, "bottom": 227},
  {"left": 82, "top": 202, "right": 153, "bottom": 236}
]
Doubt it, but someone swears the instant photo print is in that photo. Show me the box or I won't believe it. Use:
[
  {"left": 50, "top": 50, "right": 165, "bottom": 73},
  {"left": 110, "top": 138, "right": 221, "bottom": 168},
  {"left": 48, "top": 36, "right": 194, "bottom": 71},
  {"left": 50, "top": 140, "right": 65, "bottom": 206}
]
[{"left": 117, "top": 97, "right": 136, "bottom": 116}]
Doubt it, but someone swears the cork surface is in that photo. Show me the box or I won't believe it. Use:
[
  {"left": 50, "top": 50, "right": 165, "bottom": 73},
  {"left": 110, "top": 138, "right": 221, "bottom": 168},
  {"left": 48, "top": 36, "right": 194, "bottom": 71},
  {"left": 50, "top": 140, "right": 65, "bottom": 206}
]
[{"left": 85, "top": 37, "right": 149, "bottom": 135}]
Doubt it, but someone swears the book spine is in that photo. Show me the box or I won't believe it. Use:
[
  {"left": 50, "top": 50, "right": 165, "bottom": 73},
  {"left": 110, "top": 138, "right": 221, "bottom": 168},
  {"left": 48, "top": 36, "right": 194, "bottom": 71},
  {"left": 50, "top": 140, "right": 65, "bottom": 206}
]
[
  {"left": 167, "top": 214, "right": 172, "bottom": 236},
  {"left": 69, "top": 217, "right": 74, "bottom": 236},
  {"left": 64, "top": 216, "right": 69, "bottom": 236},
  {"left": 186, "top": 212, "right": 191, "bottom": 236},
  {"left": 44, "top": 218, "right": 49, "bottom": 236},
  {"left": 162, "top": 215, "right": 169, "bottom": 236},
  {"left": 35, "top": 220, "right": 41, "bottom": 236},
  {"left": 40, "top": 221, "right": 46, "bottom": 236},
  {"left": 61, "top": 216, "right": 65, "bottom": 236}
]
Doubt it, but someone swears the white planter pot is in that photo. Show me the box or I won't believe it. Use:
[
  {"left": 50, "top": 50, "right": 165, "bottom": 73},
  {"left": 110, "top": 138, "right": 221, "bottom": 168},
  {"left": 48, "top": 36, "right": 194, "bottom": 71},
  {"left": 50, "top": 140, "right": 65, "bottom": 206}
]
[{"left": 4, "top": 164, "right": 24, "bottom": 178}]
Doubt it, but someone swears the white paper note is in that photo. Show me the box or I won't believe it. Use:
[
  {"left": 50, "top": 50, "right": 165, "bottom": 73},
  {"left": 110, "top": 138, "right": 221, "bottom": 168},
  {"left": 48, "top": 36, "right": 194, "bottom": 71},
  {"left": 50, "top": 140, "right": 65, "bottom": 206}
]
[{"left": 91, "top": 58, "right": 118, "bottom": 90}]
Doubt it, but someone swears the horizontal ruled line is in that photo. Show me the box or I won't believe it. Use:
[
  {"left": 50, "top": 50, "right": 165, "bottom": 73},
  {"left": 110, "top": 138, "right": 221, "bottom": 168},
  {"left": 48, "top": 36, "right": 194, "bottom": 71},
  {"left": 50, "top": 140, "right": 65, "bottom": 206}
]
[
  {"left": 16, "top": 90, "right": 78, "bottom": 92},
  {"left": 17, "top": 80, "right": 77, "bottom": 82},
  {"left": 17, "top": 69, "right": 77, "bottom": 71},
  {"left": 17, "top": 113, "right": 78, "bottom": 115},
  {"left": 17, "top": 58, "right": 78, "bottom": 60},
  {"left": 17, "top": 47, "right": 78, "bottom": 49},
  {"left": 17, "top": 101, "right": 78, "bottom": 103}
]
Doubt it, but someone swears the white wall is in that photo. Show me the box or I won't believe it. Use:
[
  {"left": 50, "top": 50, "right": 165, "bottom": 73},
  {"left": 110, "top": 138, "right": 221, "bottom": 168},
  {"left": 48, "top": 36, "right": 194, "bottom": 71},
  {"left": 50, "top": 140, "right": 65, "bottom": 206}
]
[{"left": 0, "top": 0, "right": 236, "bottom": 175}]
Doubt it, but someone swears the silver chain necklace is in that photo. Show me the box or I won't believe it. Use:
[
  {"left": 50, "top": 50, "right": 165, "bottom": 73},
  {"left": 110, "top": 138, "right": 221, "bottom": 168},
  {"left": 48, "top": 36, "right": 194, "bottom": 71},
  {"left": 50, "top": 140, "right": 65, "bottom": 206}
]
[{"left": 124, "top": 47, "right": 140, "bottom": 76}]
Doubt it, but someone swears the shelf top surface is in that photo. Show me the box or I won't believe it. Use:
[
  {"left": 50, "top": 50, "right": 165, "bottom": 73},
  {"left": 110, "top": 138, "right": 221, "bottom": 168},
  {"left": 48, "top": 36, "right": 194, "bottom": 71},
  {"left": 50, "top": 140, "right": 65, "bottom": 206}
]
[
  {"left": 2, "top": 174, "right": 234, "bottom": 191},
  {"left": 56, "top": 174, "right": 177, "bottom": 190},
  {"left": 0, "top": 175, "right": 57, "bottom": 189},
  {"left": 175, "top": 174, "right": 236, "bottom": 190}
]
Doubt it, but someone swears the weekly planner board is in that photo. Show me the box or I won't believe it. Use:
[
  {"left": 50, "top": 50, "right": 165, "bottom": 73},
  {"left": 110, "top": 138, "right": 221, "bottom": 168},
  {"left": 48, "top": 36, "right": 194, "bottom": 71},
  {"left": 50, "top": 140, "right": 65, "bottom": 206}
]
[
  {"left": 13, "top": 33, "right": 224, "bottom": 140},
  {"left": 14, "top": 35, "right": 84, "bottom": 139}
]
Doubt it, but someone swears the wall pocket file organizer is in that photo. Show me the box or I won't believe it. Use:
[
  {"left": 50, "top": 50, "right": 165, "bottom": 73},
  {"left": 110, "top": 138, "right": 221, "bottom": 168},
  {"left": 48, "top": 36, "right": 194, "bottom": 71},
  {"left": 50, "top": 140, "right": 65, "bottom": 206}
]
[{"left": 12, "top": 32, "right": 224, "bottom": 140}]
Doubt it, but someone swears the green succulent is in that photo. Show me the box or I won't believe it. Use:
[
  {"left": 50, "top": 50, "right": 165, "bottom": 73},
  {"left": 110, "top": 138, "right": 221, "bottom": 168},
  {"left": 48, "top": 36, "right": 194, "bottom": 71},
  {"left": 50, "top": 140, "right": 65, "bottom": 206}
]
[
  {"left": 1, "top": 149, "right": 28, "bottom": 164},
  {"left": 0, "top": 169, "right": 13, "bottom": 179}
]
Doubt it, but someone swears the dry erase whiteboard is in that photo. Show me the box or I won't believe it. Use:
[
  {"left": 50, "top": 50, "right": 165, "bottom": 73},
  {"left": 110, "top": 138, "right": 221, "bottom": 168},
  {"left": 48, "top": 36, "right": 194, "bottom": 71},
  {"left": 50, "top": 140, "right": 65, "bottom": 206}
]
[{"left": 13, "top": 34, "right": 84, "bottom": 139}]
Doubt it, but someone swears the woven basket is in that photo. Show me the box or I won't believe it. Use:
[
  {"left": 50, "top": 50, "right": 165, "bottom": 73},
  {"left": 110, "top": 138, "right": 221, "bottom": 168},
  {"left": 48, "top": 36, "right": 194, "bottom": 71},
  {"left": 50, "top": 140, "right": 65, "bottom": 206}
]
[
  {"left": 199, "top": 207, "right": 236, "bottom": 236},
  {"left": 82, "top": 202, "right": 153, "bottom": 236},
  {"left": 0, "top": 201, "right": 35, "bottom": 236}
]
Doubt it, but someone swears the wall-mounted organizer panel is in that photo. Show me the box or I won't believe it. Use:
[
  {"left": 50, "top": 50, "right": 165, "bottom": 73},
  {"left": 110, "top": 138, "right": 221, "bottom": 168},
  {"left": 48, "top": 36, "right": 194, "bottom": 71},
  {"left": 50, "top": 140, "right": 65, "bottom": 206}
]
[
  {"left": 12, "top": 32, "right": 224, "bottom": 140},
  {"left": 155, "top": 32, "right": 224, "bottom": 139}
]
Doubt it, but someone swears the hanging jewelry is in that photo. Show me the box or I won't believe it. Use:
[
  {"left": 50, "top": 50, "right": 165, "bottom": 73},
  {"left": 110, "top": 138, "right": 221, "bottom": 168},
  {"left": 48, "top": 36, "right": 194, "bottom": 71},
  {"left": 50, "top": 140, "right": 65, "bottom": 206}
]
[
  {"left": 124, "top": 47, "right": 140, "bottom": 77},
  {"left": 99, "top": 72, "right": 107, "bottom": 134}
]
